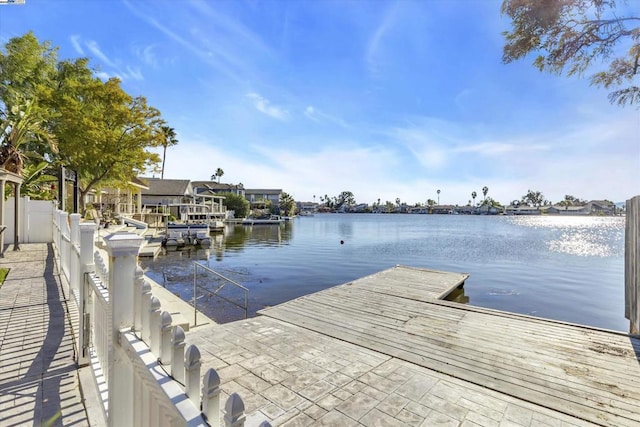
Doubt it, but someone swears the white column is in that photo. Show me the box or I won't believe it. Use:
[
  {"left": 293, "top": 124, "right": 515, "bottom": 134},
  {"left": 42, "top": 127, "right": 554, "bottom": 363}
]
[
  {"left": 115, "top": 189, "right": 121, "bottom": 215},
  {"left": 127, "top": 190, "right": 133, "bottom": 215},
  {"left": 77, "top": 222, "right": 96, "bottom": 366},
  {"left": 13, "top": 183, "right": 20, "bottom": 250},
  {"left": 105, "top": 232, "right": 143, "bottom": 427},
  {"left": 0, "top": 179, "right": 5, "bottom": 256},
  {"left": 137, "top": 189, "right": 142, "bottom": 216}
]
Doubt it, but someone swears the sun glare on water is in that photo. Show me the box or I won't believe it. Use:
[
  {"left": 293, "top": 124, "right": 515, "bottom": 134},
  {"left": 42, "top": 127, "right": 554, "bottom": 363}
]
[{"left": 507, "top": 215, "right": 624, "bottom": 257}]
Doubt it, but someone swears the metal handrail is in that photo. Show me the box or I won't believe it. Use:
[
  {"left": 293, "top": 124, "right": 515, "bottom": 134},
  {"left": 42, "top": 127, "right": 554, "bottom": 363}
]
[{"left": 192, "top": 262, "right": 249, "bottom": 324}]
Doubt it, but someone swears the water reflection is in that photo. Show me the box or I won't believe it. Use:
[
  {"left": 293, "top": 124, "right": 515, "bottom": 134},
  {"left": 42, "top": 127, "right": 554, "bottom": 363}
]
[
  {"left": 141, "top": 215, "right": 627, "bottom": 330},
  {"left": 507, "top": 215, "right": 624, "bottom": 257}
]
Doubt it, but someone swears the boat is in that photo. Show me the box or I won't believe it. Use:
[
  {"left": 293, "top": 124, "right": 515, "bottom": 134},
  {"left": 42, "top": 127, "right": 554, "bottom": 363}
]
[
  {"left": 169, "top": 203, "right": 225, "bottom": 231},
  {"left": 162, "top": 222, "right": 210, "bottom": 247},
  {"left": 241, "top": 215, "right": 285, "bottom": 225}
]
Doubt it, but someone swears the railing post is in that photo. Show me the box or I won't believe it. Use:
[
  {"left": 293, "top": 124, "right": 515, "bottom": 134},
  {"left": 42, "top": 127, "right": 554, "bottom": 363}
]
[
  {"left": 171, "top": 326, "right": 185, "bottom": 381},
  {"left": 224, "top": 393, "right": 246, "bottom": 427},
  {"left": 202, "top": 368, "right": 221, "bottom": 427},
  {"left": 77, "top": 222, "right": 96, "bottom": 367},
  {"left": 185, "top": 344, "right": 201, "bottom": 408},
  {"left": 150, "top": 299, "right": 162, "bottom": 354},
  {"left": 159, "top": 311, "right": 173, "bottom": 363},
  {"left": 104, "top": 232, "right": 143, "bottom": 427},
  {"left": 133, "top": 266, "right": 145, "bottom": 331},
  {"left": 141, "top": 286, "right": 153, "bottom": 343}
]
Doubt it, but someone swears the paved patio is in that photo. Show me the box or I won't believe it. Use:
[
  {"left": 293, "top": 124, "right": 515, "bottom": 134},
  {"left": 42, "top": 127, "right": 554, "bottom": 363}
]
[
  {"left": 187, "top": 317, "right": 595, "bottom": 426},
  {"left": 0, "top": 244, "right": 90, "bottom": 427}
]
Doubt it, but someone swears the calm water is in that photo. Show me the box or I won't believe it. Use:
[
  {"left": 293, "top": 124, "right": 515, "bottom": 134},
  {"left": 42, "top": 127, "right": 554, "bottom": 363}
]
[{"left": 140, "top": 214, "right": 627, "bottom": 331}]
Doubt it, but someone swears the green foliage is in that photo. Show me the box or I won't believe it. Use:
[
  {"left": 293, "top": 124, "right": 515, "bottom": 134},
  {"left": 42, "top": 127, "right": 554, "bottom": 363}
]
[
  {"left": 502, "top": 0, "right": 640, "bottom": 106},
  {"left": 1, "top": 32, "right": 172, "bottom": 213},
  {"left": 0, "top": 98, "right": 58, "bottom": 174},
  {"left": 557, "top": 194, "right": 587, "bottom": 206},
  {"left": 0, "top": 31, "right": 57, "bottom": 110},
  {"left": 521, "top": 189, "right": 547, "bottom": 207},
  {"left": 20, "top": 160, "right": 57, "bottom": 200},
  {"left": 0, "top": 267, "right": 9, "bottom": 285},
  {"left": 322, "top": 191, "right": 356, "bottom": 211},
  {"left": 479, "top": 196, "right": 503, "bottom": 208},
  {"left": 279, "top": 192, "right": 296, "bottom": 216},
  {"left": 221, "top": 192, "right": 250, "bottom": 218},
  {"left": 160, "top": 125, "right": 178, "bottom": 179},
  {"left": 46, "top": 61, "right": 164, "bottom": 212}
]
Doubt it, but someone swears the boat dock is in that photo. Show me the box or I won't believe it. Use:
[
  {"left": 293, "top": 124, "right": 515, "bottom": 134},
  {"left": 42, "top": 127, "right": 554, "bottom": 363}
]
[{"left": 185, "top": 265, "right": 640, "bottom": 426}]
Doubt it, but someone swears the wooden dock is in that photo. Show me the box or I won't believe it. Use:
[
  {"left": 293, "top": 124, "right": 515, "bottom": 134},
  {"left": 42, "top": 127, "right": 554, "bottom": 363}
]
[{"left": 257, "top": 265, "right": 640, "bottom": 426}]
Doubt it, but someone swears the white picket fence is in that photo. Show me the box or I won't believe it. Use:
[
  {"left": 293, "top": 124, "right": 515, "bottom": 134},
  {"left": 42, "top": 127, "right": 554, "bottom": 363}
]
[{"left": 52, "top": 209, "right": 265, "bottom": 427}]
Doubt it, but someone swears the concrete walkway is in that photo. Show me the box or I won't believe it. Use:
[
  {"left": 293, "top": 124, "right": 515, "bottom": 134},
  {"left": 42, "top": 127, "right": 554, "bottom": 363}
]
[{"left": 0, "top": 244, "right": 89, "bottom": 427}]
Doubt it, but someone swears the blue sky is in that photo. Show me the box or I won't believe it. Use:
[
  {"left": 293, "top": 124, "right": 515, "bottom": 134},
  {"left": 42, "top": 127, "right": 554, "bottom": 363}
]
[{"left": 1, "top": 0, "right": 638, "bottom": 205}]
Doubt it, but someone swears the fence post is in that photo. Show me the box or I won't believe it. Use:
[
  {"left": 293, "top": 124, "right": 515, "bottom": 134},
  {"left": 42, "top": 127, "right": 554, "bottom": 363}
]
[
  {"left": 77, "top": 222, "right": 96, "bottom": 367},
  {"left": 224, "top": 393, "right": 245, "bottom": 427},
  {"left": 146, "top": 296, "right": 160, "bottom": 345},
  {"left": 159, "top": 311, "right": 173, "bottom": 363},
  {"left": 185, "top": 344, "right": 201, "bottom": 408},
  {"left": 202, "top": 368, "right": 221, "bottom": 427},
  {"left": 171, "top": 326, "right": 185, "bottom": 382},
  {"left": 150, "top": 303, "right": 163, "bottom": 355},
  {"left": 133, "top": 266, "right": 145, "bottom": 332},
  {"left": 104, "top": 232, "right": 143, "bottom": 427},
  {"left": 141, "top": 287, "right": 152, "bottom": 343}
]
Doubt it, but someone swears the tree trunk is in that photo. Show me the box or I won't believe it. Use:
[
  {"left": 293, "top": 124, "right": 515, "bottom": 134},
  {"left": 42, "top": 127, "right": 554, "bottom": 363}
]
[{"left": 161, "top": 145, "right": 167, "bottom": 179}]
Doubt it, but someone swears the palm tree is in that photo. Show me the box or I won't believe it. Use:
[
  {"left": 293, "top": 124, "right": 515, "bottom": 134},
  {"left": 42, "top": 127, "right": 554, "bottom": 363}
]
[
  {"left": 20, "top": 160, "right": 57, "bottom": 200},
  {"left": 471, "top": 191, "right": 477, "bottom": 206},
  {"left": 160, "top": 126, "right": 178, "bottom": 179},
  {"left": 0, "top": 99, "right": 57, "bottom": 176},
  {"left": 215, "top": 167, "right": 224, "bottom": 183},
  {"left": 437, "top": 189, "right": 441, "bottom": 205},
  {"left": 482, "top": 186, "right": 489, "bottom": 203}
]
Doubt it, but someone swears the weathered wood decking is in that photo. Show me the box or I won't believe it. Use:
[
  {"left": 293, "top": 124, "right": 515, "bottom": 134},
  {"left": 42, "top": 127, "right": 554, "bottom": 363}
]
[{"left": 259, "top": 265, "right": 640, "bottom": 426}]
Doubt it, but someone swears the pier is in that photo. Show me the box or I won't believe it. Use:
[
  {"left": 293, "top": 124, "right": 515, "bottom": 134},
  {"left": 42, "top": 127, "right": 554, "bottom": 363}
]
[{"left": 185, "top": 265, "right": 640, "bottom": 426}]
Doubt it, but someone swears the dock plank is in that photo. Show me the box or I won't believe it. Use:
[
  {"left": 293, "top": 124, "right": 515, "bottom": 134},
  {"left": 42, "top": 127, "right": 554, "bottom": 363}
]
[{"left": 259, "top": 265, "right": 640, "bottom": 426}]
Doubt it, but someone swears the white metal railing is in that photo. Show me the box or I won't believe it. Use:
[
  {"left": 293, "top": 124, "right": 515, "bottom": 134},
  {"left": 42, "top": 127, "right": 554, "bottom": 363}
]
[
  {"left": 193, "top": 263, "right": 249, "bottom": 324},
  {"left": 52, "top": 208, "right": 266, "bottom": 427}
]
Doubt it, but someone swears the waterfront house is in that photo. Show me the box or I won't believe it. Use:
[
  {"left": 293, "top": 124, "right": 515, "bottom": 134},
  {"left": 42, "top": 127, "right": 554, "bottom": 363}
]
[
  {"left": 477, "top": 204, "right": 504, "bottom": 215},
  {"left": 297, "top": 201, "right": 319, "bottom": 213},
  {"left": 244, "top": 188, "right": 282, "bottom": 209},
  {"left": 546, "top": 205, "right": 590, "bottom": 215},
  {"left": 505, "top": 205, "right": 542, "bottom": 215},
  {"left": 432, "top": 204, "right": 457, "bottom": 214},
  {"left": 88, "top": 176, "right": 150, "bottom": 219},
  {"left": 140, "top": 177, "right": 194, "bottom": 206},
  {"left": 191, "top": 181, "right": 246, "bottom": 198},
  {"left": 588, "top": 200, "right": 616, "bottom": 215}
]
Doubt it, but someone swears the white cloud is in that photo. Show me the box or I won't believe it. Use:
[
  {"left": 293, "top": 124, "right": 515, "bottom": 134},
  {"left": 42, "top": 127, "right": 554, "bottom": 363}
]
[
  {"left": 69, "top": 36, "right": 143, "bottom": 82},
  {"left": 133, "top": 44, "right": 159, "bottom": 68},
  {"left": 85, "top": 40, "right": 117, "bottom": 68},
  {"left": 365, "top": 3, "right": 399, "bottom": 77},
  {"left": 70, "top": 35, "right": 84, "bottom": 55},
  {"left": 304, "top": 105, "right": 349, "bottom": 128},
  {"left": 455, "top": 142, "right": 549, "bottom": 156},
  {"left": 246, "top": 93, "right": 290, "bottom": 121}
]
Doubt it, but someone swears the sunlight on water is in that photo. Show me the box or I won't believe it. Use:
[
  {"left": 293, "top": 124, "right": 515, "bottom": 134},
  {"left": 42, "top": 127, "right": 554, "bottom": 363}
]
[
  {"left": 142, "top": 214, "right": 627, "bottom": 330},
  {"left": 507, "top": 216, "right": 624, "bottom": 257}
]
